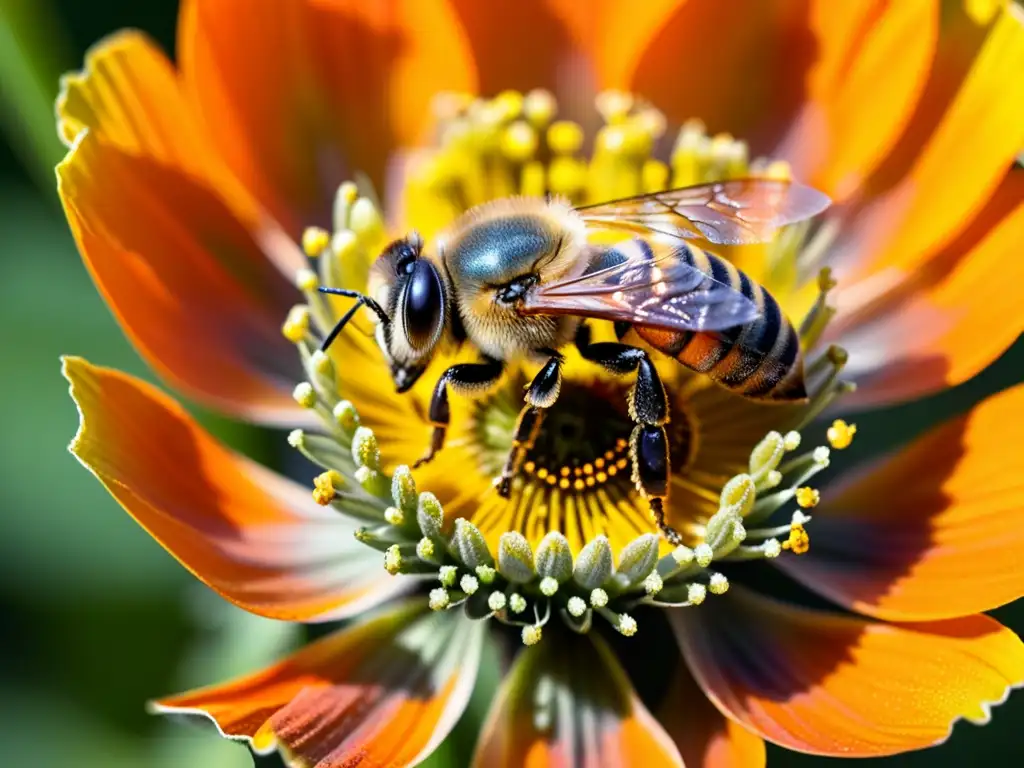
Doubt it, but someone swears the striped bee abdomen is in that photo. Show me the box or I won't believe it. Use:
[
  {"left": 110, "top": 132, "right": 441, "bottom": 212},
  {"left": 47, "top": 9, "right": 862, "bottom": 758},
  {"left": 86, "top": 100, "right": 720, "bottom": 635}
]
[{"left": 636, "top": 247, "right": 807, "bottom": 402}]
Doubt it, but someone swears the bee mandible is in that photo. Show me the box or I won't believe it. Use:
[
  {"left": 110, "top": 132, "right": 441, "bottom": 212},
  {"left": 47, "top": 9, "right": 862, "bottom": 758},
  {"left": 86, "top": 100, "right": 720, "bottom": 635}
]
[{"left": 319, "top": 179, "right": 830, "bottom": 544}]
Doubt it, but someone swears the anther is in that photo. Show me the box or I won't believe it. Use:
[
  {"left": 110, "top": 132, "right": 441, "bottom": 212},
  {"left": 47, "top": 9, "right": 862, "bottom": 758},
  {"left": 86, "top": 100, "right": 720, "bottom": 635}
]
[
  {"left": 795, "top": 487, "right": 820, "bottom": 508},
  {"left": 460, "top": 574, "right": 480, "bottom": 595},
  {"left": 539, "top": 576, "right": 559, "bottom": 597},
  {"left": 302, "top": 227, "right": 330, "bottom": 258},
  {"left": 310, "top": 349, "right": 333, "bottom": 378},
  {"left": 438, "top": 565, "right": 458, "bottom": 588},
  {"left": 827, "top": 419, "right": 857, "bottom": 449},
  {"left": 783, "top": 431, "right": 802, "bottom": 451},
  {"left": 694, "top": 543, "right": 714, "bottom": 568},
  {"left": 708, "top": 573, "right": 729, "bottom": 595},
  {"left": 616, "top": 613, "right": 638, "bottom": 637},
  {"left": 567, "top": 596, "right": 587, "bottom": 617},
  {"left": 333, "top": 400, "right": 360, "bottom": 433},
  {"left": 763, "top": 539, "right": 782, "bottom": 558},
  {"left": 429, "top": 588, "right": 450, "bottom": 611},
  {"left": 590, "top": 588, "right": 609, "bottom": 608},
  {"left": 522, "top": 624, "right": 543, "bottom": 646},
  {"left": 292, "top": 382, "right": 317, "bottom": 409},
  {"left": 509, "top": 593, "right": 527, "bottom": 614},
  {"left": 501, "top": 121, "right": 538, "bottom": 162},
  {"left": 351, "top": 427, "right": 381, "bottom": 471},
  {"left": 547, "top": 121, "right": 583, "bottom": 154},
  {"left": 384, "top": 545, "right": 402, "bottom": 575},
  {"left": 687, "top": 583, "right": 707, "bottom": 605},
  {"left": 813, "top": 446, "right": 831, "bottom": 467},
  {"left": 488, "top": 592, "right": 507, "bottom": 612},
  {"left": 475, "top": 565, "right": 496, "bottom": 585},
  {"left": 672, "top": 546, "right": 694, "bottom": 565},
  {"left": 281, "top": 305, "right": 311, "bottom": 343},
  {"left": 349, "top": 197, "right": 384, "bottom": 245},
  {"left": 644, "top": 572, "right": 664, "bottom": 596},
  {"left": 784, "top": 524, "right": 811, "bottom": 554},
  {"left": 295, "top": 268, "right": 319, "bottom": 292},
  {"left": 523, "top": 89, "right": 556, "bottom": 127},
  {"left": 384, "top": 506, "right": 405, "bottom": 526},
  {"left": 416, "top": 538, "right": 436, "bottom": 561},
  {"left": 312, "top": 470, "right": 343, "bottom": 506}
]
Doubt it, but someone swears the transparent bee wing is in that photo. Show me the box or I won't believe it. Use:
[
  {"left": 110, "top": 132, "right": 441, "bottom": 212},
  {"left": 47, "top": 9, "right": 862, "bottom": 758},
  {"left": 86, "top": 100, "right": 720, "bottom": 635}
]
[
  {"left": 577, "top": 178, "right": 831, "bottom": 246},
  {"left": 521, "top": 239, "right": 761, "bottom": 332}
]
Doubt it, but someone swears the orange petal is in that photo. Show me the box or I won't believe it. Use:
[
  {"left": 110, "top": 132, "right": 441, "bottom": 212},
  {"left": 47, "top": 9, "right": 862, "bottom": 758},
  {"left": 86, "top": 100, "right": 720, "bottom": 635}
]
[
  {"left": 57, "top": 31, "right": 208, "bottom": 169},
  {"left": 843, "top": 4, "right": 1024, "bottom": 280},
  {"left": 776, "top": 0, "right": 939, "bottom": 200},
  {"left": 656, "top": 663, "right": 766, "bottom": 768},
  {"left": 178, "top": 0, "right": 476, "bottom": 238},
  {"left": 153, "top": 602, "right": 484, "bottom": 766},
  {"left": 671, "top": 587, "right": 1024, "bottom": 757},
  {"left": 64, "top": 357, "right": 408, "bottom": 622},
  {"left": 57, "top": 125, "right": 309, "bottom": 426},
  {"left": 473, "top": 633, "right": 683, "bottom": 767},
  {"left": 56, "top": 30, "right": 302, "bottom": 277},
  {"left": 627, "top": 2, "right": 824, "bottom": 152},
  {"left": 779, "top": 383, "right": 1024, "bottom": 621},
  {"left": 828, "top": 171, "right": 1024, "bottom": 407}
]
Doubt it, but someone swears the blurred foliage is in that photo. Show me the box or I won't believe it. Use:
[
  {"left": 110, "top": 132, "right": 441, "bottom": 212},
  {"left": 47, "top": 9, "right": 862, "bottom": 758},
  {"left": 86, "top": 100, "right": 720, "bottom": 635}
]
[{"left": 0, "top": 1, "right": 1021, "bottom": 767}]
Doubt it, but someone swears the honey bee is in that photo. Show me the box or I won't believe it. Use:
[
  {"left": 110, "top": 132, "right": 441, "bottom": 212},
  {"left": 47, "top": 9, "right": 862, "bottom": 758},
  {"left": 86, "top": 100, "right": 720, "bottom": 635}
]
[{"left": 320, "top": 179, "right": 830, "bottom": 543}]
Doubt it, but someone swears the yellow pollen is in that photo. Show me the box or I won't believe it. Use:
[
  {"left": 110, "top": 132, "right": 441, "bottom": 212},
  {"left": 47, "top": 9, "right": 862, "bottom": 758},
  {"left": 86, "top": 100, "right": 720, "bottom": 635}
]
[
  {"left": 827, "top": 420, "right": 857, "bottom": 450},
  {"left": 523, "top": 88, "right": 556, "bottom": 127},
  {"left": 560, "top": 467, "right": 571, "bottom": 477},
  {"left": 607, "top": 465, "right": 618, "bottom": 477},
  {"left": 583, "top": 463, "right": 594, "bottom": 475},
  {"left": 524, "top": 461, "right": 536, "bottom": 474},
  {"left": 585, "top": 477, "right": 595, "bottom": 487},
  {"left": 337, "top": 180, "right": 359, "bottom": 206},
  {"left": 501, "top": 121, "right": 538, "bottom": 162},
  {"left": 783, "top": 524, "right": 811, "bottom": 555},
  {"left": 312, "top": 470, "right": 343, "bottom": 506},
  {"left": 547, "top": 474, "right": 558, "bottom": 486},
  {"left": 594, "top": 458, "right": 605, "bottom": 469},
  {"left": 596, "top": 471, "right": 608, "bottom": 483},
  {"left": 547, "top": 121, "right": 584, "bottom": 154},
  {"left": 295, "top": 269, "right": 319, "bottom": 292},
  {"left": 301, "top": 226, "right": 330, "bottom": 258},
  {"left": 281, "top": 305, "right": 310, "bottom": 343},
  {"left": 795, "top": 487, "right": 820, "bottom": 509},
  {"left": 595, "top": 89, "right": 634, "bottom": 125},
  {"left": 494, "top": 89, "right": 524, "bottom": 120},
  {"left": 574, "top": 479, "right": 585, "bottom": 491},
  {"left": 535, "top": 468, "right": 548, "bottom": 480},
  {"left": 559, "top": 478, "right": 570, "bottom": 489},
  {"left": 616, "top": 458, "right": 629, "bottom": 470}
]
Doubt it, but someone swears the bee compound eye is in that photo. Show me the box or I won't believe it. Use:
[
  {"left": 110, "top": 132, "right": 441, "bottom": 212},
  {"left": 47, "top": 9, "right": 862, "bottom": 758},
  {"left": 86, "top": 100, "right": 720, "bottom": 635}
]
[{"left": 403, "top": 260, "right": 443, "bottom": 350}]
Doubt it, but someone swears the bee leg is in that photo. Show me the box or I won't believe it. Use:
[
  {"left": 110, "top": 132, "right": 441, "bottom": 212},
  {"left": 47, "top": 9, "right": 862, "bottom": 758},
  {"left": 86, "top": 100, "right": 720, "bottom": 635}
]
[
  {"left": 576, "top": 327, "right": 684, "bottom": 545},
  {"left": 495, "top": 352, "right": 563, "bottom": 498},
  {"left": 413, "top": 357, "right": 504, "bottom": 469}
]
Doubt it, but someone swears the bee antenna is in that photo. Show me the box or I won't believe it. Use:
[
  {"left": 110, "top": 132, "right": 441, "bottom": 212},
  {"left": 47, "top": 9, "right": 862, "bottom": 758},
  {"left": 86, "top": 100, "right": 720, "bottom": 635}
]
[{"left": 317, "top": 287, "right": 390, "bottom": 351}]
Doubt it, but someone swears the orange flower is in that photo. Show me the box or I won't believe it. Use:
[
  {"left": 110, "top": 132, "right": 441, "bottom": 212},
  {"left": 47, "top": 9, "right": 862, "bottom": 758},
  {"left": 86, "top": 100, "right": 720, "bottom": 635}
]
[{"left": 58, "top": 1, "right": 1024, "bottom": 765}]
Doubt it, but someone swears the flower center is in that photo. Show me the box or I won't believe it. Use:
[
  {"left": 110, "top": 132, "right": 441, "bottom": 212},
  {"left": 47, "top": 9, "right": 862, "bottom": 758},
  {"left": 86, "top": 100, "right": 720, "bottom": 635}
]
[{"left": 280, "top": 88, "right": 855, "bottom": 643}]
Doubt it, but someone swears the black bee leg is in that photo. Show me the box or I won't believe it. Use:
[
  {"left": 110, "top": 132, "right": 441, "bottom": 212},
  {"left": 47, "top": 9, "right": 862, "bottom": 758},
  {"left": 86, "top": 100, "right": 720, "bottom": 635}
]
[
  {"left": 576, "top": 325, "right": 683, "bottom": 545},
  {"left": 495, "top": 352, "right": 563, "bottom": 498},
  {"left": 413, "top": 357, "right": 504, "bottom": 469}
]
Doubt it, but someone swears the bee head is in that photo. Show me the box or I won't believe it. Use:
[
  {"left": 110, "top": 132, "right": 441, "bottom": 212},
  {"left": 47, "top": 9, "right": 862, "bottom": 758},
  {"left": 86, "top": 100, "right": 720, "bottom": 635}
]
[{"left": 368, "top": 232, "right": 447, "bottom": 393}]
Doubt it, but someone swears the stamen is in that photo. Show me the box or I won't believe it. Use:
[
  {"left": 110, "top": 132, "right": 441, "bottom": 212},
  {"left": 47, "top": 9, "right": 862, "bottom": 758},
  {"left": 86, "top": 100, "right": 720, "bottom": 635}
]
[
  {"left": 281, "top": 305, "right": 311, "bottom": 343},
  {"left": 301, "top": 226, "right": 330, "bottom": 258},
  {"left": 312, "top": 470, "right": 343, "bottom": 506},
  {"left": 827, "top": 419, "right": 857, "bottom": 449}
]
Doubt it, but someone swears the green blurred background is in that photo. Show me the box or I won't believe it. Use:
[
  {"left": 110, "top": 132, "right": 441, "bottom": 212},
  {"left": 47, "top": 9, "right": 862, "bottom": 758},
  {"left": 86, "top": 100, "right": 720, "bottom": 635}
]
[{"left": 0, "top": 1, "right": 1021, "bottom": 766}]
